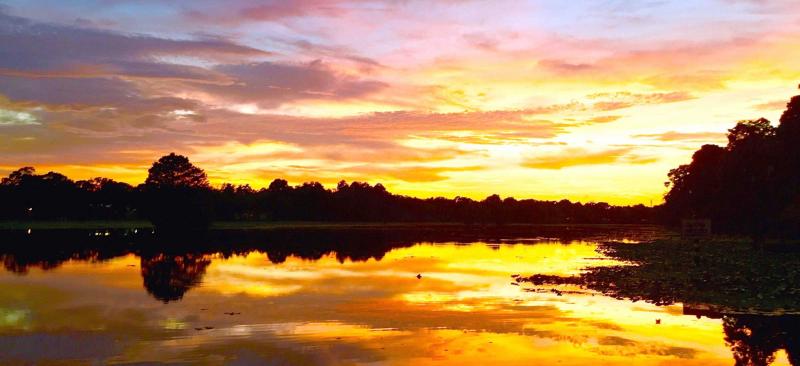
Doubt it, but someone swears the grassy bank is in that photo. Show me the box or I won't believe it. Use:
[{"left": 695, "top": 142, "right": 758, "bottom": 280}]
[{"left": 519, "top": 239, "right": 800, "bottom": 314}]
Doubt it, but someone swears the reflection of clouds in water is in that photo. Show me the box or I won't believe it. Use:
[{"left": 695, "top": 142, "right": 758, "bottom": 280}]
[
  {"left": 202, "top": 242, "right": 612, "bottom": 301},
  {"left": 0, "top": 241, "right": 758, "bottom": 365},
  {"left": 0, "top": 308, "right": 30, "bottom": 330}
]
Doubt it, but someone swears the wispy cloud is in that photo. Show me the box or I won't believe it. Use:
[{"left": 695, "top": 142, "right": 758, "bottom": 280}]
[
  {"left": 0, "top": 12, "right": 269, "bottom": 77},
  {"left": 0, "top": 108, "right": 39, "bottom": 126},
  {"left": 753, "top": 99, "right": 788, "bottom": 111},
  {"left": 589, "top": 91, "right": 696, "bottom": 111},
  {"left": 523, "top": 148, "right": 657, "bottom": 169},
  {"left": 2, "top": 0, "right": 800, "bottom": 204},
  {"left": 634, "top": 131, "right": 727, "bottom": 142}
]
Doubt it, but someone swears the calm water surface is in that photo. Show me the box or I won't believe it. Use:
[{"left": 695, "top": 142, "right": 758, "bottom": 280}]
[{"left": 0, "top": 227, "right": 792, "bottom": 365}]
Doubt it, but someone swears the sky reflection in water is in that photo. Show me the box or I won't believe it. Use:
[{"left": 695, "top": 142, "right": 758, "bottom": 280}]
[{"left": 0, "top": 233, "right": 792, "bottom": 365}]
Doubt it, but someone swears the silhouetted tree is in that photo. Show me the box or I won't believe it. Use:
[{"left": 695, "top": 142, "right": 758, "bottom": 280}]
[
  {"left": 663, "top": 145, "right": 725, "bottom": 225},
  {"left": 77, "top": 177, "right": 135, "bottom": 219},
  {"left": 0, "top": 167, "right": 84, "bottom": 219},
  {"left": 775, "top": 96, "right": 800, "bottom": 237},
  {"left": 0, "top": 166, "right": 35, "bottom": 186},
  {"left": 663, "top": 88, "right": 800, "bottom": 240},
  {"left": 1, "top": 158, "right": 657, "bottom": 225},
  {"left": 145, "top": 153, "right": 210, "bottom": 189},
  {"left": 141, "top": 153, "right": 214, "bottom": 231}
]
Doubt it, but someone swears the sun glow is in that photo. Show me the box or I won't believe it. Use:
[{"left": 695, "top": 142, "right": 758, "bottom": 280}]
[{"left": 2, "top": 1, "right": 800, "bottom": 204}]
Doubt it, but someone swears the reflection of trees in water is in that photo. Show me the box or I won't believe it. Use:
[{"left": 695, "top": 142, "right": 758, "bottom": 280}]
[
  {"left": 722, "top": 315, "right": 800, "bottom": 366},
  {"left": 3, "top": 254, "right": 66, "bottom": 273},
  {"left": 683, "top": 305, "right": 800, "bottom": 365},
  {"left": 1, "top": 247, "right": 126, "bottom": 274},
  {"left": 140, "top": 253, "right": 211, "bottom": 303},
  {"left": 0, "top": 229, "right": 417, "bottom": 302},
  {"left": 9, "top": 227, "right": 798, "bottom": 364},
  {"left": 0, "top": 225, "right": 663, "bottom": 302}
]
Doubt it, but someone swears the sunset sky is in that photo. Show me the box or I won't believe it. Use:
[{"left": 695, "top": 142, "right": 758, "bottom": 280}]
[{"left": 1, "top": 0, "right": 800, "bottom": 204}]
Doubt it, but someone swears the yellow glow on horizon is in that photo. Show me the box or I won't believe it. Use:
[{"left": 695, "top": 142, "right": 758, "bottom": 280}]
[{"left": 3, "top": 50, "right": 800, "bottom": 205}]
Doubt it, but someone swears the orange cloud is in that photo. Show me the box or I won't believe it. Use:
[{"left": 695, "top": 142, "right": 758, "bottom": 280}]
[
  {"left": 353, "top": 165, "right": 484, "bottom": 183},
  {"left": 4, "top": 2, "right": 800, "bottom": 205},
  {"left": 634, "top": 131, "right": 727, "bottom": 142},
  {"left": 753, "top": 99, "right": 788, "bottom": 111},
  {"left": 523, "top": 148, "right": 656, "bottom": 170},
  {"left": 583, "top": 115, "right": 623, "bottom": 124}
]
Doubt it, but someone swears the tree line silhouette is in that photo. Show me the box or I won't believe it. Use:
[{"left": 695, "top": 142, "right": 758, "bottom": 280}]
[
  {"left": 663, "top": 88, "right": 800, "bottom": 241},
  {"left": 0, "top": 153, "right": 654, "bottom": 230},
  {"left": 7, "top": 86, "right": 800, "bottom": 234}
]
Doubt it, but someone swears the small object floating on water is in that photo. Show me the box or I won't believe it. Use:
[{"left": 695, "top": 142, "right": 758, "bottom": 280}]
[
  {"left": 194, "top": 327, "right": 203, "bottom": 331},
  {"left": 200, "top": 308, "right": 208, "bottom": 311},
  {"left": 224, "top": 312, "right": 241, "bottom": 315},
  {"left": 416, "top": 274, "right": 422, "bottom": 279},
  {"left": 655, "top": 319, "right": 661, "bottom": 325},
  {"left": 204, "top": 326, "right": 214, "bottom": 330},
  {"left": 511, "top": 274, "right": 520, "bottom": 278},
  {"left": 510, "top": 282, "right": 519, "bottom": 286}
]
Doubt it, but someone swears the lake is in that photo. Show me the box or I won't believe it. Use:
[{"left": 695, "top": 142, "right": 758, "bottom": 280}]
[{"left": 0, "top": 226, "right": 793, "bottom": 365}]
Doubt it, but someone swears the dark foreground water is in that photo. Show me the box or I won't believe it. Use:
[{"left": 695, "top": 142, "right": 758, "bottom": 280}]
[{"left": 0, "top": 226, "right": 793, "bottom": 365}]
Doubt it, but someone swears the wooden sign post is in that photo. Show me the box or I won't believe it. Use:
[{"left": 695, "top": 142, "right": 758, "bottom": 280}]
[{"left": 681, "top": 219, "right": 711, "bottom": 243}]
